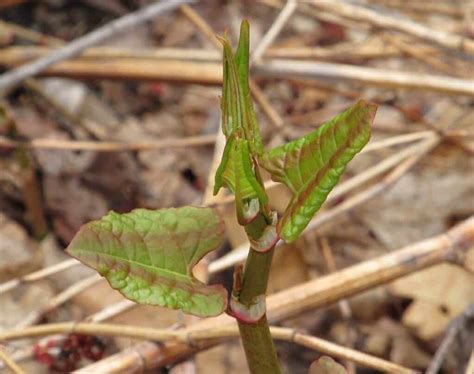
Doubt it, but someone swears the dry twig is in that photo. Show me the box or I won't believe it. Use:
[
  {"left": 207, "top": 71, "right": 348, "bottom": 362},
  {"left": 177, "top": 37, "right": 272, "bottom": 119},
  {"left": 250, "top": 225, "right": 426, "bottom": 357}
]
[
  {"left": 0, "top": 323, "right": 415, "bottom": 373},
  {"left": 0, "top": 0, "right": 193, "bottom": 94},
  {"left": 0, "top": 258, "right": 79, "bottom": 295},
  {"left": 319, "top": 237, "right": 356, "bottom": 373},
  {"left": 0, "top": 347, "right": 25, "bottom": 374},
  {"left": 0, "top": 134, "right": 216, "bottom": 152},
  {"left": 308, "top": 0, "right": 474, "bottom": 55},
  {"left": 2, "top": 48, "right": 473, "bottom": 96},
  {"left": 426, "top": 303, "right": 474, "bottom": 374},
  {"left": 256, "top": 59, "right": 474, "bottom": 96},
  {"left": 15, "top": 274, "right": 102, "bottom": 329},
  {"left": 250, "top": 0, "right": 297, "bottom": 65}
]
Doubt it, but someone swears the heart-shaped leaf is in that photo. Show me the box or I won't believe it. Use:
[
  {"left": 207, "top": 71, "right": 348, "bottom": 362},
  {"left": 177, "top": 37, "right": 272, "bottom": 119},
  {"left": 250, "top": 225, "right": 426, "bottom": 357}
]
[
  {"left": 260, "top": 100, "right": 377, "bottom": 242},
  {"left": 66, "top": 207, "right": 227, "bottom": 317}
]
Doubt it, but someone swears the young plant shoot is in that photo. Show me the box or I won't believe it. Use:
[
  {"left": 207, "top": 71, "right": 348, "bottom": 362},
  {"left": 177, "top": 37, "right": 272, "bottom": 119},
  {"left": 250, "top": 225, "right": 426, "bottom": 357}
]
[{"left": 66, "top": 20, "right": 377, "bottom": 374}]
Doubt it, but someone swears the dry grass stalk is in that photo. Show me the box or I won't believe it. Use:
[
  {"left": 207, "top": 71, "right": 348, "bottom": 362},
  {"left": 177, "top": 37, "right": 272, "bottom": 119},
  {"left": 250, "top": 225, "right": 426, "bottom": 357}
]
[
  {"left": 249, "top": 0, "right": 297, "bottom": 65},
  {"left": 309, "top": 0, "right": 474, "bottom": 54},
  {"left": 1, "top": 47, "right": 473, "bottom": 95},
  {"left": 0, "top": 258, "right": 79, "bottom": 295},
  {"left": 0, "top": 300, "right": 138, "bottom": 370},
  {"left": 256, "top": 59, "right": 474, "bottom": 96},
  {"left": 0, "top": 134, "right": 216, "bottom": 152},
  {"left": 319, "top": 237, "right": 356, "bottom": 373},
  {"left": 383, "top": 34, "right": 467, "bottom": 77},
  {"left": 0, "top": 323, "right": 416, "bottom": 373},
  {"left": 14, "top": 274, "right": 102, "bottom": 329},
  {"left": 0, "top": 346, "right": 25, "bottom": 374}
]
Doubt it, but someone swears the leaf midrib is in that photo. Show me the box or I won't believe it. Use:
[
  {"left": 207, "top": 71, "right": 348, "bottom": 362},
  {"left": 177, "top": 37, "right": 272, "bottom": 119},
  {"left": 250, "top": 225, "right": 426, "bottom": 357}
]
[{"left": 71, "top": 248, "right": 201, "bottom": 288}]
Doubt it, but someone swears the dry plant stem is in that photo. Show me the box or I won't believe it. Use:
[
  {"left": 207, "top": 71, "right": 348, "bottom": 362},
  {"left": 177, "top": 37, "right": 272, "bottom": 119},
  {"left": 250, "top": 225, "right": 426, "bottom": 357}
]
[
  {"left": 0, "top": 300, "right": 138, "bottom": 370},
  {"left": 61, "top": 216, "right": 474, "bottom": 373},
  {"left": 0, "top": 258, "right": 79, "bottom": 295},
  {"left": 15, "top": 274, "right": 102, "bottom": 329},
  {"left": 87, "top": 300, "right": 137, "bottom": 323},
  {"left": 2, "top": 49, "right": 473, "bottom": 96},
  {"left": 384, "top": 34, "right": 464, "bottom": 77},
  {"left": 0, "top": 347, "right": 25, "bottom": 374},
  {"left": 250, "top": 0, "right": 297, "bottom": 65},
  {"left": 374, "top": 1, "right": 464, "bottom": 18},
  {"left": 256, "top": 59, "right": 474, "bottom": 96},
  {"left": 0, "top": 43, "right": 437, "bottom": 64},
  {"left": 319, "top": 237, "right": 355, "bottom": 374},
  {"left": 0, "top": 134, "right": 216, "bottom": 152},
  {"left": 0, "top": 0, "right": 193, "bottom": 94},
  {"left": 0, "top": 20, "right": 62, "bottom": 45},
  {"left": 0, "top": 324, "right": 415, "bottom": 374},
  {"left": 308, "top": 0, "right": 474, "bottom": 55},
  {"left": 236, "top": 214, "right": 281, "bottom": 373}
]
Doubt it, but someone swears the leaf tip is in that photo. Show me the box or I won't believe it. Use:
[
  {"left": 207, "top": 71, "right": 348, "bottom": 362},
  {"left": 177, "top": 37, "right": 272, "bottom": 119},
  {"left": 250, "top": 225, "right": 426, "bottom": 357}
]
[{"left": 356, "top": 99, "right": 378, "bottom": 124}]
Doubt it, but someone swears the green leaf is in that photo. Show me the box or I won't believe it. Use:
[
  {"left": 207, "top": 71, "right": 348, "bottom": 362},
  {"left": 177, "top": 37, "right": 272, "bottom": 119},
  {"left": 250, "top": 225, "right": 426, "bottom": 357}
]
[
  {"left": 214, "top": 22, "right": 268, "bottom": 223},
  {"left": 234, "top": 20, "right": 263, "bottom": 155},
  {"left": 214, "top": 135, "right": 268, "bottom": 224},
  {"left": 216, "top": 21, "right": 263, "bottom": 156},
  {"left": 66, "top": 207, "right": 227, "bottom": 317},
  {"left": 260, "top": 100, "right": 377, "bottom": 242}
]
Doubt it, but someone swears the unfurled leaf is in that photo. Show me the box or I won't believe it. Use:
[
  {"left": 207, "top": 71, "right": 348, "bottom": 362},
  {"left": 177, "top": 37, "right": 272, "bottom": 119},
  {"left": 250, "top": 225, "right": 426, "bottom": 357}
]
[
  {"left": 66, "top": 207, "right": 227, "bottom": 317},
  {"left": 260, "top": 100, "right": 377, "bottom": 242},
  {"left": 309, "top": 356, "right": 347, "bottom": 374}
]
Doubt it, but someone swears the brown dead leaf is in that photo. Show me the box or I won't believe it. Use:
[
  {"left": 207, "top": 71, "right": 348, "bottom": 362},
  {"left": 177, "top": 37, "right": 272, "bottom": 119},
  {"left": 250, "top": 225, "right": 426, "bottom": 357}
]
[
  {"left": 195, "top": 341, "right": 247, "bottom": 374},
  {"left": 268, "top": 242, "right": 310, "bottom": 294},
  {"left": 361, "top": 318, "right": 431, "bottom": 368},
  {"left": 390, "top": 264, "right": 474, "bottom": 340},
  {"left": 464, "top": 247, "right": 474, "bottom": 273},
  {"left": 44, "top": 176, "right": 108, "bottom": 242},
  {"left": 0, "top": 212, "right": 40, "bottom": 282}
]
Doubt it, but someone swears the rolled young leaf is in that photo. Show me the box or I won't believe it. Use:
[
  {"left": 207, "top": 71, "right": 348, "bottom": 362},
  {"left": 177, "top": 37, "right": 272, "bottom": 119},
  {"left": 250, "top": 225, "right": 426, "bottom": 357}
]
[
  {"left": 66, "top": 207, "right": 227, "bottom": 317},
  {"left": 214, "top": 22, "right": 269, "bottom": 223},
  {"left": 234, "top": 20, "right": 264, "bottom": 156},
  {"left": 214, "top": 135, "right": 268, "bottom": 224},
  {"left": 260, "top": 100, "right": 377, "bottom": 242}
]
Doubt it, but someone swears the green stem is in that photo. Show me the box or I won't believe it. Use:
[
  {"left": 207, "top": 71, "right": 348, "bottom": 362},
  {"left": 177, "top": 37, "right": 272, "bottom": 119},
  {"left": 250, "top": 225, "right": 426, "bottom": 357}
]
[{"left": 236, "top": 213, "right": 281, "bottom": 374}]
